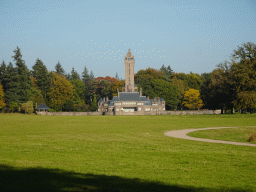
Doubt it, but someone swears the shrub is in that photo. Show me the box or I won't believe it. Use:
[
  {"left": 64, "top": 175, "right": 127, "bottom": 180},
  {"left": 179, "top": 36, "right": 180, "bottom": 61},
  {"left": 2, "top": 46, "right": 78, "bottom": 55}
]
[{"left": 247, "top": 133, "right": 256, "bottom": 142}]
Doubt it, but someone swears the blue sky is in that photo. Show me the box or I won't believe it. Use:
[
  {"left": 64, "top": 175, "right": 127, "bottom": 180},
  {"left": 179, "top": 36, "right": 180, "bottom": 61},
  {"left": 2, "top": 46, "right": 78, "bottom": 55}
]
[{"left": 1, "top": 0, "right": 256, "bottom": 79}]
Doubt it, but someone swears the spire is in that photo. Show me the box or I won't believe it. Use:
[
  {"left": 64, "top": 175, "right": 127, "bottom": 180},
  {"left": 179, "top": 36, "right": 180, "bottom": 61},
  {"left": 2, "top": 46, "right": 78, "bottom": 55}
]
[{"left": 125, "top": 49, "right": 134, "bottom": 59}]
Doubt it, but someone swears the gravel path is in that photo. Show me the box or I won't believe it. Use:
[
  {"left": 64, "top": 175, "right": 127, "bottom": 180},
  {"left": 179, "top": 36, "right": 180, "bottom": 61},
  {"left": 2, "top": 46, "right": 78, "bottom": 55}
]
[{"left": 164, "top": 127, "right": 256, "bottom": 147}]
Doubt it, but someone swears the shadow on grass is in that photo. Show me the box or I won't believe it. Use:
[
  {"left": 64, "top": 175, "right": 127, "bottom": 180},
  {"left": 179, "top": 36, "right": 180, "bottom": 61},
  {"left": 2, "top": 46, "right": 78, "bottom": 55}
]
[{"left": 0, "top": 164, "right": 251, "bottom": 192}]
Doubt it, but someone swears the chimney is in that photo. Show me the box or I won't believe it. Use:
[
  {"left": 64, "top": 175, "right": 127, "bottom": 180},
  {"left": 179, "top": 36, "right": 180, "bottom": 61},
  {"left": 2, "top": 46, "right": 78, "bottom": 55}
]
[
  {"left": 147, "top": 96, "right": 149, "bottom": 100},
  {"left": 154, "top": 97, "right": 156, "bottom": 100},
  {"left": 117, "top": 88, "right": 119, "bottom": 97},
  {"left": 140, "top": 88, "right": 142, "bottom": 97},
  {"left": 106, "top": 96, "right": 109, "bottom": 101},
  {"left": 103, "top": 97, "right": 105, "bottom": 102}
]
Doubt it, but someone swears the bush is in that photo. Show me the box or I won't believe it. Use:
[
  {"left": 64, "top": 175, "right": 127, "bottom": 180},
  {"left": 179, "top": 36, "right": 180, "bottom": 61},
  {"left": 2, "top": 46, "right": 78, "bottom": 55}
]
[
  {"left": 20, "top": 101, "right": 34, "bottom": 114},
  {"left": 247, "top": 133, "right": 256, "bottom": 142},
  {"left": 48, "top": 109, "right": 56, "bottom": 112}
]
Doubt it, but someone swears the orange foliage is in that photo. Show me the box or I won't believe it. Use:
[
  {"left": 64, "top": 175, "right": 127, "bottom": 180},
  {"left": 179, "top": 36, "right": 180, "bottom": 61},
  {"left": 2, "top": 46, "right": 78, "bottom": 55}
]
[
  {"left": 0, "top": 83, "right": 6, "bottom": 109},
  {"left": 95, "top": 76, "right": 118, "bottom": 83}
]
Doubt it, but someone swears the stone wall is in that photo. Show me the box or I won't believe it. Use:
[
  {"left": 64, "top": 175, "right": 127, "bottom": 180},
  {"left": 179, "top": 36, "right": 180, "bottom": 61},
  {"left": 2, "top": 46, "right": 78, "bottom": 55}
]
[
  {"left": 36, "top": 111, "right": 101, "bottom": 116},
  {"left": 36, "top": 110, "right": 221, "bottom": 116}
]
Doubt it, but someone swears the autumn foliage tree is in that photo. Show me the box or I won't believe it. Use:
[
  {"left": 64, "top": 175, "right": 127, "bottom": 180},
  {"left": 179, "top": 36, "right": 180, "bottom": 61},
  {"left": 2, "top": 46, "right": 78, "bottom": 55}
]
[
  {"left": 182, "top": 89, "right": 204, "bottom": 110},
  {"left": 48, "top": 73, "right": 74, "bottom": 111},
  {"left": 0, "top": 83, "right": 6, "bottom": 110}
]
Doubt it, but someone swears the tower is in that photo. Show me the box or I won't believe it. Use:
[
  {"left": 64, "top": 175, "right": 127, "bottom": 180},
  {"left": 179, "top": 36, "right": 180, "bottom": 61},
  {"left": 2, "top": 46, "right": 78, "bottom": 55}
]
[{"left": 124, "top": 49, "right": 135, "bottom": 92}]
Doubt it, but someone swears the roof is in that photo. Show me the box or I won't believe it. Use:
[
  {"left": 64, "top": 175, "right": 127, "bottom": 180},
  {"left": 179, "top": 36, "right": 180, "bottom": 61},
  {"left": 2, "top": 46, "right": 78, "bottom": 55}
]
[
  {"left": 118, "top": 92, "right": 140, "bottom": 101},
  {"left": 125, "top": 49, "right": 134, "bottom": 59},
  {"left": 36, "top": 103, "right": 50, "bottom": 110},
  {"left": 98, "top": 98, "right": 103, "bottom": 102}
]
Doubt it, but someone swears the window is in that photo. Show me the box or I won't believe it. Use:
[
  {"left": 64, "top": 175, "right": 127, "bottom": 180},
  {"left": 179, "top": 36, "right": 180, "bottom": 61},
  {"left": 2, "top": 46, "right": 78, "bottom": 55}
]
[
  {"left": 116, "top": 108, "right": 120, "bottom": 111},
  {"left": 138, "top": 108, "right": 141, "bottom": 111},
  {"left": 145, "top": 108, "right": 150, "bottom": 111}
]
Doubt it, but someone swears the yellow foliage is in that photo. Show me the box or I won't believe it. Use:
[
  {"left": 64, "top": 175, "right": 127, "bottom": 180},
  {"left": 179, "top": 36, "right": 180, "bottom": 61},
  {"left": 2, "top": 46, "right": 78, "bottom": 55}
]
[
  {"left": 0, "top": 83, "right": 6, "bottom": 109},
  {"left": 182, "top": 88, "right": 203, "bottom": 109},
  {"left": 48, "top": 73, "right": 74, "bottom": 111}
]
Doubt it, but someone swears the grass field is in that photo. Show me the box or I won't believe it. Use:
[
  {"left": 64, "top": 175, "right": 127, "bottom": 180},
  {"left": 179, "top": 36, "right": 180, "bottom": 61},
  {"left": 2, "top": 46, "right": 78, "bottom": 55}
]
[
  {"left": 0, "top": 113, "right": 256, "bottom": 191},
  {"left": 188, "top": 127, "right": 256, "bottom": 144}
]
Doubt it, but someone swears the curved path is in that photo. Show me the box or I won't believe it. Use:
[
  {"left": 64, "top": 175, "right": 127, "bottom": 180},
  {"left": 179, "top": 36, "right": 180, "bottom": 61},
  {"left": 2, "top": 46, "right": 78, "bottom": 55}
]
[{"left": 165, "top": 127, "right": 256, "bottom": 147}]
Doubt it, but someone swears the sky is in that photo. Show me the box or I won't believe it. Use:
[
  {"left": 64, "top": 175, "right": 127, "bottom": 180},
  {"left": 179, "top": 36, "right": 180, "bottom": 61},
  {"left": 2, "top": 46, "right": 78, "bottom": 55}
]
[{"left": 1, "top": 0, "right": 256, "bottom": 79}]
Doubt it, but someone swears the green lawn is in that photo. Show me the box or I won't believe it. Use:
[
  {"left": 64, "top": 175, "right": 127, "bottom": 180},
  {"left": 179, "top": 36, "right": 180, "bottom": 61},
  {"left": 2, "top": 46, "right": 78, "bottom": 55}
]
[
  {"left": 0, "top": 113, "right": 256, "bottom": 191},
  {"left": 188, "top": 127, "right": 256, "bottom": 144}
]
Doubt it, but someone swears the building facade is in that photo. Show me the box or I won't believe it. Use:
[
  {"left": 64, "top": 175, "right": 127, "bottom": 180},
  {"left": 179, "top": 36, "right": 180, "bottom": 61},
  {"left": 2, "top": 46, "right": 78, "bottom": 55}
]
[{"left": 98, "top": 49, "right": 165, "bottom": 115}]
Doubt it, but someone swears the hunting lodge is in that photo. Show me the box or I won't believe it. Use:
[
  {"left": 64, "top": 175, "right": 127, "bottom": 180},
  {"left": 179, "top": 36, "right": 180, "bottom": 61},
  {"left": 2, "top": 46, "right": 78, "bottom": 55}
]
[{"left": 98, "top": 49, "right": 165, "bottom": 115}]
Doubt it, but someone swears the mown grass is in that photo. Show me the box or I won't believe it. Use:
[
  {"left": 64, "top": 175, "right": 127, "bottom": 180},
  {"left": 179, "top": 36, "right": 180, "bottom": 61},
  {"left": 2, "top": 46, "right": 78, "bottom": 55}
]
[
  {"left": 188, "top": 127, "right": 256, "bottom": 143},
  {"left": 0, "top": 113, "right": 256, "bottom": 191}
]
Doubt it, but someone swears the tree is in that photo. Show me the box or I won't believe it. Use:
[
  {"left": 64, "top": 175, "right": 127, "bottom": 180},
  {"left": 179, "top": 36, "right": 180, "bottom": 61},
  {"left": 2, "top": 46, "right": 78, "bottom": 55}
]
[
  {"left": 55, "top": 61, "right": 65, "bottom": 76},
  {"left": 160, "top": 65, "right": 173, "bottom": 81},
  {"left": 70, "top": 79, "right": 85, "bottom": 104},
  {"left": 0, "top": 61, "right": 6, "bottom": 84},
  {"left": 115, "top": 72, "right": 119, "bottom": 81},
  {"left": 111, "top": 80, "right": 125, "bottom": 97},
  {"left": 232, "top": 42, "right": 256, "bottom": 63},
  {"left": 90, "top": 94, "right": 98, "bottom": 111},
  {"left": 82, "top": 65, "right": 90, "bottom": 103},
  {"left": 20, "top": 101, "right": 33, "bottom": 113},
  {"left": 29, "top": 78, "right": 45, "bottom": 108},
  {"left": 62, "top": 99, "right": 74, "bottom": 111},
  {"left": 2, "top": 62, "right": 19, "bottom": 105},
  {"left": 12, "top": 47, "right": 33, "bottom": 103},
  {"left": 150, "top": 79, "right": 180, "bottom": 109},
  {"left": 48, "top": 73, "right": 74, "bottom": 111},
  {"left": 70, "top": 67, "right": 80, "bottom": 80},
  {"left": 31, "top": 59, "right": 50, "bottom": 99},
  {"left": 171, "top": 77, "right": 185, "bottom": 109},
  {"left": 95, "top": 80, "right": 111, "bottom": 100},
  {"left": 182, "top": 89, "right": 204, "bottom": 110},
  {"left": 0, "top": 83, "right": 6, "bottom": 110},
  {"left": 231, "top": 58, "right": 256, "bottom": 111},
  {"left": 9, "top": 101, "right": 18, "bottom": 113}
]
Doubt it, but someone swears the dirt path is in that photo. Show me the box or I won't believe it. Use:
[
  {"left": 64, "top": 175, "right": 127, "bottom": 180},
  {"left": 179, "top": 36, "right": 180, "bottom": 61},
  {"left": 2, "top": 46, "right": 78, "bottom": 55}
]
[{"left": 164, "top": 127, "right": 256, "bottom": 147}]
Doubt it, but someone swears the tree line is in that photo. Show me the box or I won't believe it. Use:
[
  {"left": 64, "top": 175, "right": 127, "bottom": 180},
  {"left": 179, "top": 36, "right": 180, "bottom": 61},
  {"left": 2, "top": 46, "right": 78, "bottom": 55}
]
[{"left": 0, "top": 42, "right": 255, "bottom": 113}]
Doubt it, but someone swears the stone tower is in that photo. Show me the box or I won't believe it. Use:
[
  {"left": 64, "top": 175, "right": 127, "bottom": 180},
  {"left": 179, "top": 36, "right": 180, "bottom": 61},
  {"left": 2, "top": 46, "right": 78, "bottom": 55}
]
[{"left": 124, "top": 49, "right": 135, "bottom": 92}]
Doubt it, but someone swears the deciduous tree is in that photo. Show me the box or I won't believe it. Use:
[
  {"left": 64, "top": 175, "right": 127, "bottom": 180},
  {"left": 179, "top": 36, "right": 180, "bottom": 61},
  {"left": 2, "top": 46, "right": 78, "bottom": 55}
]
[
  {"left": 48, "top": 73, "right": 74, "bottom": 111},
  {"left": 182, "top": 89, "right": 204, "bottom": 110},
  {"left": 0, "top": 83, "right": 6, "bottom": 110}
]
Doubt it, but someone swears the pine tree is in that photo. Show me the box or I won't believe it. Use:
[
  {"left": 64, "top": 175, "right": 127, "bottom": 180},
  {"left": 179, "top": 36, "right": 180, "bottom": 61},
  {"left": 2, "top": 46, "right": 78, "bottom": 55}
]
[
  {"left": 12, "top": 46, "right": 33, "bottom": 103},
  {"left": 0, "top": 61, "right": 7, "bottom": 84},
  {"left": 32, "top": 58, "right": 50, "bottom": 99},
  {"left": 90, "top": 94, "right": 98, "bottom": 111},
  {"left": 70, "top": 67, "right": 80, "bottom": 80},
  {"left": 55, "top": 61, "right": 65, "bottom": 76},
  {"left": 115, "top": 72, "right": 119, "bottom": 81},
  {"left": 82, "top": 65, "right": 90, "bottom": 103},
  {"left": 89, "top": 70, "right": 94, "bottom": 81},
  {"left": 2, "top": 62, "right": 19, "bottom": 105}
]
